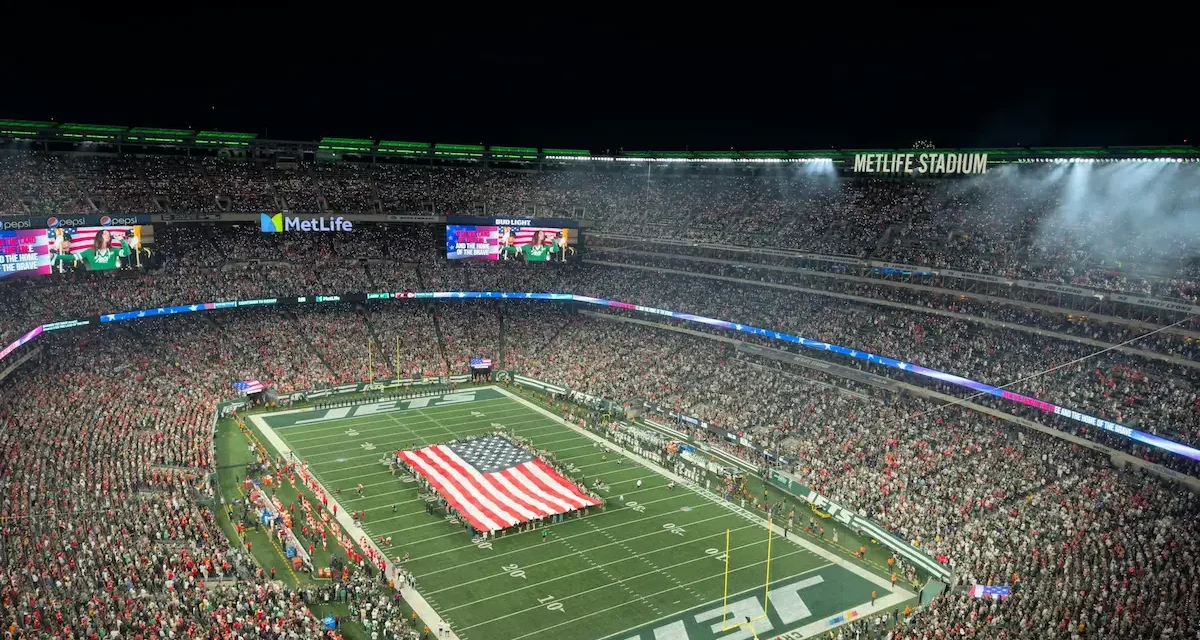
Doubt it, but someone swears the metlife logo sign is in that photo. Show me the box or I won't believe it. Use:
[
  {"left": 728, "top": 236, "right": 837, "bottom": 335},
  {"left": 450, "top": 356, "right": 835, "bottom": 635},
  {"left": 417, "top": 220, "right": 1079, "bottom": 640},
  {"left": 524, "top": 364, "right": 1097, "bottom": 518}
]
[{"left": 260, "top": 213, "right": 353, "bottom": 233}]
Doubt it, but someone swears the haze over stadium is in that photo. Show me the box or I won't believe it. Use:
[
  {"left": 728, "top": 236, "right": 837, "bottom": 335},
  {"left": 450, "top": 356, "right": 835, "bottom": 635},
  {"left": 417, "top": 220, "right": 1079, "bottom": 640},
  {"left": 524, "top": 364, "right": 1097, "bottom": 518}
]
[{"left": 0, "top": 45, "right": 1198, "bottom": 640}]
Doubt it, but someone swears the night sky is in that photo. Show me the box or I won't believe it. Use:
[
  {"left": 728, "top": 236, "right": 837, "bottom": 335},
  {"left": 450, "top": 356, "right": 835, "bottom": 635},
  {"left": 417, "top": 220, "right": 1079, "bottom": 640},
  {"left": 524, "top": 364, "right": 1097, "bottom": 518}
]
[{"left": 2, "top": 43, "right": 1191, "bottom": 151}]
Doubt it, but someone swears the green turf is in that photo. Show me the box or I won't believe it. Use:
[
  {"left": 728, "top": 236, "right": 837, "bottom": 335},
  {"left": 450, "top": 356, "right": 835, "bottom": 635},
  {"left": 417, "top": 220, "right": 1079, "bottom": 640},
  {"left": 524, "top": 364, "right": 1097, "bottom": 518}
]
[
  {"left": 251, "top": 387, "right": 902, "bottom": 640},
  {"left": 214, "top": 410, "right": 433, "bottom": 640}
]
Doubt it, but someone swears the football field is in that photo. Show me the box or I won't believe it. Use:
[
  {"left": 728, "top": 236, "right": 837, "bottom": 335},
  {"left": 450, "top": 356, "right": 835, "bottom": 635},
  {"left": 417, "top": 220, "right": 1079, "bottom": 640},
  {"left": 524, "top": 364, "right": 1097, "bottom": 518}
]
[{"left": 249, "top": 386, "right": 910, "bottom": 640}]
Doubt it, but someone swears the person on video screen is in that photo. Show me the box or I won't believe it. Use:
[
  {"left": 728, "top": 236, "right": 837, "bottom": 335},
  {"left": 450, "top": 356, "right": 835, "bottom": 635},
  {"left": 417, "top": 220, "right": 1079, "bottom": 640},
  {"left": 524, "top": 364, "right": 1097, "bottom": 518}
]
[
  {"left": 50, "top": 228, "right": 130, "bottom": 271},
  {"left": 555, "top": 230, "right": 575, "bottom": 262},
  {"left": 50, "top": 228, "right": 73, "bottom": 273},
  {"left": 498, "top": 226, "right": 515, "bottom": 260},
  {"left": 501, "top": 229, "right": 557, "bottom": 262}
]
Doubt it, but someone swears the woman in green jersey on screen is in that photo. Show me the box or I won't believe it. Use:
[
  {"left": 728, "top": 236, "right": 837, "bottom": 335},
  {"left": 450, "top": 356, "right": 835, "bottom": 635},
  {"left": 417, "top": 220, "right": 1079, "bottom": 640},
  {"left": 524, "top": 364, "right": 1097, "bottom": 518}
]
[
  {"left": 50, "top": 229, "right": 131, "bottom": 271},
  {"left": 501, "top": 229, "right": 558, "bottom": 262}
]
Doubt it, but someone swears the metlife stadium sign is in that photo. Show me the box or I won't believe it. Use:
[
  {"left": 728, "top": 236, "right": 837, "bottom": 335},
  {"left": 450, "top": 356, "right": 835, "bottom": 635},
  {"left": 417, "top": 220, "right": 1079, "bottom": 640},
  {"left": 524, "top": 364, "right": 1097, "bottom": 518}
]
[
  {"left": 260, "top": 213, "right": 353, "bottom": 233},
  {"left": 853, "top": 152, "right": 988, "bottom": 176}
]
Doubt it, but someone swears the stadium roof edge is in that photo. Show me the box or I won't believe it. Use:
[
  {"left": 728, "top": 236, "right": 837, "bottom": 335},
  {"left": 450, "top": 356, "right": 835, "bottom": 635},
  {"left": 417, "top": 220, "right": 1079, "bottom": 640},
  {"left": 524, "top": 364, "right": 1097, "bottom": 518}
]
[{"left": 1, "top": 117, "right": 1197, "bottom": 163}]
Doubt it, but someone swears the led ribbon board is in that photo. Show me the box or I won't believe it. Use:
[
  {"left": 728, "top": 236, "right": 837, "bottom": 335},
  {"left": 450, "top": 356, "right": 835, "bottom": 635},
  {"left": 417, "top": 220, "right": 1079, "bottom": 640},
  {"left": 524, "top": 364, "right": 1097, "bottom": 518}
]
[{"left": 3, "top": 290, "right": 1194, "bottom": 462}]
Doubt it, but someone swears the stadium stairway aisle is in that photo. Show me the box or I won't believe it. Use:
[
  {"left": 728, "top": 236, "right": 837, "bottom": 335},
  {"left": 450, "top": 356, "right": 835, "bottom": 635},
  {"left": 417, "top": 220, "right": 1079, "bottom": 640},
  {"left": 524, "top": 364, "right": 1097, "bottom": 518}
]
[{"left": 285, "top": 309, "right": 339, "bottom": 377}]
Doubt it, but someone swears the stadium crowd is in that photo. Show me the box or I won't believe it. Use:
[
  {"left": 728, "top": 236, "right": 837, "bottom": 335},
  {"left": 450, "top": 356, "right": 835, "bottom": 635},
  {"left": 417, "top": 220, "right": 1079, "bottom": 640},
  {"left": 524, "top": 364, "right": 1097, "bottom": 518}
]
[
  {"left": 4, "top": 305, "right": 1199, "bottom": 638},
  {"left": 2, "top": 152, "right": 1199, "bottom": 300},
  {"left": 2, "top": 152, "right": 1200, "bottom": 638}
]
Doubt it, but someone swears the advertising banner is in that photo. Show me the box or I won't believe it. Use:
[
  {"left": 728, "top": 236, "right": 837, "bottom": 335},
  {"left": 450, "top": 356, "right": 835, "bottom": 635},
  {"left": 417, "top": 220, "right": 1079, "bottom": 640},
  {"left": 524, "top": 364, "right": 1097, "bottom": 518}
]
[{"left": 0, "top": 214, "right": 152, "bottom": 231}]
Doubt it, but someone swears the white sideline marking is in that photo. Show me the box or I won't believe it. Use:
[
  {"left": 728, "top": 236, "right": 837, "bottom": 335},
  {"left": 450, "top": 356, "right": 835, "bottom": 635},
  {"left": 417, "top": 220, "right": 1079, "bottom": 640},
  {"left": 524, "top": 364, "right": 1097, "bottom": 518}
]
[
  {"left": 412, "top": 497, "right": 714, "bottom": 575},
  {"left": 250, "top": 411, "right": 461, "bottom": 640},
  {"left": 494, "top": 386, "right": 915, "bottom": 639},
  {"left": 494, "top": 386, "right": 904, "bottom": 589},
  {"left": 431, "top": 520, "right": 761, "bottom": 603},
  {"left": 282, "top": 404, "right": 542, "bottom": 442},
  {"left": 474, "top": 551, "right": 828, "bottom": 637},
  {"left": 253, "top": 386, "right": 913, "bottom": 640}
]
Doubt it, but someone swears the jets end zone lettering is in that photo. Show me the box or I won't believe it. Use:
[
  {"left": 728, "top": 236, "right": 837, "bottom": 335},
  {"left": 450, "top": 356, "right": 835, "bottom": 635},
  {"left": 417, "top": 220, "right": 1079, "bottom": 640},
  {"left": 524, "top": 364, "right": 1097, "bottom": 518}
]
[
  {"left": 291, "top": 391, "right": 476, "bottom": 425},
  {"left": 854, "top": 152, "right": 988, "bottom": 175}
]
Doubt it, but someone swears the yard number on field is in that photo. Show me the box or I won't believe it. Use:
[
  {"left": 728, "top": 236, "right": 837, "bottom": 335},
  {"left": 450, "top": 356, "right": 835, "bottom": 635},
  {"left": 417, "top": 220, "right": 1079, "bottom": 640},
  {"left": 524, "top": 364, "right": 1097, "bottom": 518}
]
[
  {"left": 537, "top": 595, "right": 564, "bottom": 613},
  {"left": 663, "top": 523, "right": 686, "bottom": 536},
  {"left": 704, "top": 548, "right": 729, "bottom": 562},
  {"left": 626, "top": 501, "right": 646, "bottom": 513},
  {"left": 502, "top": 564, "right": 526, "bottom": 579}
]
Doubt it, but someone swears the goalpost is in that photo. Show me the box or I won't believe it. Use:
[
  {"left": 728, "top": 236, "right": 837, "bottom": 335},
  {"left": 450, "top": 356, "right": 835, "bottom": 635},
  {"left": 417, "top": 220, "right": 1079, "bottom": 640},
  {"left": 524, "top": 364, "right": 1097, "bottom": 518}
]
[{"left": 720, "top": 525, "right": 775, "bottom": 638}]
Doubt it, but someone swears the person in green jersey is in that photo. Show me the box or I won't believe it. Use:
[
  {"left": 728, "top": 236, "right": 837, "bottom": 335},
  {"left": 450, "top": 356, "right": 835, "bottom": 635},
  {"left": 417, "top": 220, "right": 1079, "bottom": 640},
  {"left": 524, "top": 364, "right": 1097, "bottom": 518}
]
[
  {"left": 50, "top": 229, "right": 131, "bottom": 271},
  {"left": 501, "top": 229, "right": 558, "bottom": 262}
]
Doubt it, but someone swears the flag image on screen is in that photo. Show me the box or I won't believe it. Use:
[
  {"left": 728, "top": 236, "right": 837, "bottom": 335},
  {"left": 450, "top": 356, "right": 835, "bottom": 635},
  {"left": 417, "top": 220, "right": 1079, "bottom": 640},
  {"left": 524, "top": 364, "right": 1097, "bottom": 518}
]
[
  {"left": 969, "top": 585, "right": 1010, "bottom": 600},
  {"left": 399, "top": 435, "right": 600, "bottom": 532},
  {"left": 59, "top": 226, "right": 140, "bottom": 253},
  {"left": 446, "top": 225, "right": 572, "bottom": 261},
  {"left": 233, "top": 379, "right": 265, "bottom": 395},
  {"left": 48, "top": 226, "right": 145, "bottom": 272},
  {"left": 469, "top": 357, "right": 493, "bottom": 368}
]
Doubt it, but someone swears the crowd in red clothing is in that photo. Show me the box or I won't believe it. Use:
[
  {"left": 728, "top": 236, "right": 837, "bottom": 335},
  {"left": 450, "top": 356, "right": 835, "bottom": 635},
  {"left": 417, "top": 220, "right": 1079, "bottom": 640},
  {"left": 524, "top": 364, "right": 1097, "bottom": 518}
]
[{"left": 0, "top": 151, "right": 1198, "bottom": 637}]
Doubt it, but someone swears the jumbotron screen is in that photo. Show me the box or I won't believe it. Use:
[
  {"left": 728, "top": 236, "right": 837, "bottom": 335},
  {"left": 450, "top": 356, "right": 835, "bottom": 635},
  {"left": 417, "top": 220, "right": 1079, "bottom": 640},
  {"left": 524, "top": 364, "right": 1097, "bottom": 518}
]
[
  {"left": 446, "top": 224, "right": 575, "bottom": 262},
  {"left": 0, "top": 225, "right": 151, "bottom": 278}
]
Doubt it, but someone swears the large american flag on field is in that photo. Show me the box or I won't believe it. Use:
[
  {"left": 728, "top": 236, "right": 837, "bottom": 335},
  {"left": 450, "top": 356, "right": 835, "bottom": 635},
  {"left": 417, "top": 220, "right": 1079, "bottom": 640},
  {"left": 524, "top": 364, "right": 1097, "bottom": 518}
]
[
  {"left": 233, "top": 379, "right": 265, "bottom": 395},
  {"left": 399, "top": 435, "right": 599, "bottom": 532}
]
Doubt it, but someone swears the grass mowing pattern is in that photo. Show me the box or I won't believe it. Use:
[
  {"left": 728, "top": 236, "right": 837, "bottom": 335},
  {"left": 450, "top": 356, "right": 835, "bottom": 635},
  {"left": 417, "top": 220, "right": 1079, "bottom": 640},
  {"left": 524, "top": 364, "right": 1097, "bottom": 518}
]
[{"left": 258, "top": 388, "right": 894, "bottom": 640}]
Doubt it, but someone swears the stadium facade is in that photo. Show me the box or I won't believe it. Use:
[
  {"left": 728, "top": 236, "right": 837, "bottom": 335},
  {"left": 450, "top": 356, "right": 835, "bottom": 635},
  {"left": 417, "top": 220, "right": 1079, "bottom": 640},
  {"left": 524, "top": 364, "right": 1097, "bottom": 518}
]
[{"left": 3, "top": 116, "right": 1197, "bottom": 171}]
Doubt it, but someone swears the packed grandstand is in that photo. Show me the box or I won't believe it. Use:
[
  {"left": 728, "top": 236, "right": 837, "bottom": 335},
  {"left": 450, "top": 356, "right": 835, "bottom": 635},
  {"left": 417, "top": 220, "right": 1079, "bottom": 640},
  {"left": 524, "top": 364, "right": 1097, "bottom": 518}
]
[{"left": 0, "top": 138, "right": 1199, "bottom": 640}]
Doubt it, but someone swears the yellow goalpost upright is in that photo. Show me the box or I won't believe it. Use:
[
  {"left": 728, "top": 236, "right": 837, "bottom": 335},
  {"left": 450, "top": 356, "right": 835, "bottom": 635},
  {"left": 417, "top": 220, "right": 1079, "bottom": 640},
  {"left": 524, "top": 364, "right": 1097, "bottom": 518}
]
[{"left": 720, "top": 523, "right": 775, "bottom": 638}]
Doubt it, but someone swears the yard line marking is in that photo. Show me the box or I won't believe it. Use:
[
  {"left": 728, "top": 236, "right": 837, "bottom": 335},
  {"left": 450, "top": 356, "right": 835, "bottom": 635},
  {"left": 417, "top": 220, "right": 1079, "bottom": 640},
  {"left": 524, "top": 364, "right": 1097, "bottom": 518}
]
[
  {"left": 438, "top": 531, "right": 781, "bottom": 610},
  {"left": 370, "top": 490, "right": 698, "bottom": 544},
  {"left": 263, "top": 386, "right": 887, "bottom": 640},
  {"left": 273, "top": 396, "right": 523, "bottom": 431},
  {"left": 458, "top": 547, "right": 823, "bottom": 633},
  {"left": 285, "top": 411, "right": 549, "bottom": 444},
  {"left": 381, "top": 492, "right": 704, "bottom": 562},
  {"left": 424, "top": 515, "right": 756, "bottom": 594},
  {"left": 497, "top": 386, "right": 909, "bottom": 593},
  {"left": 559, "top": 528, "right": 662, "bottom": 616},
  {"left": 300, "top": 427, "right": 549, "bottom": 461},
  {"left": 250, "top": 407, "right": 460, "bottom": 640},
  {"left": 584, "top": 519, "right": 701, "bottom": 600}
]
